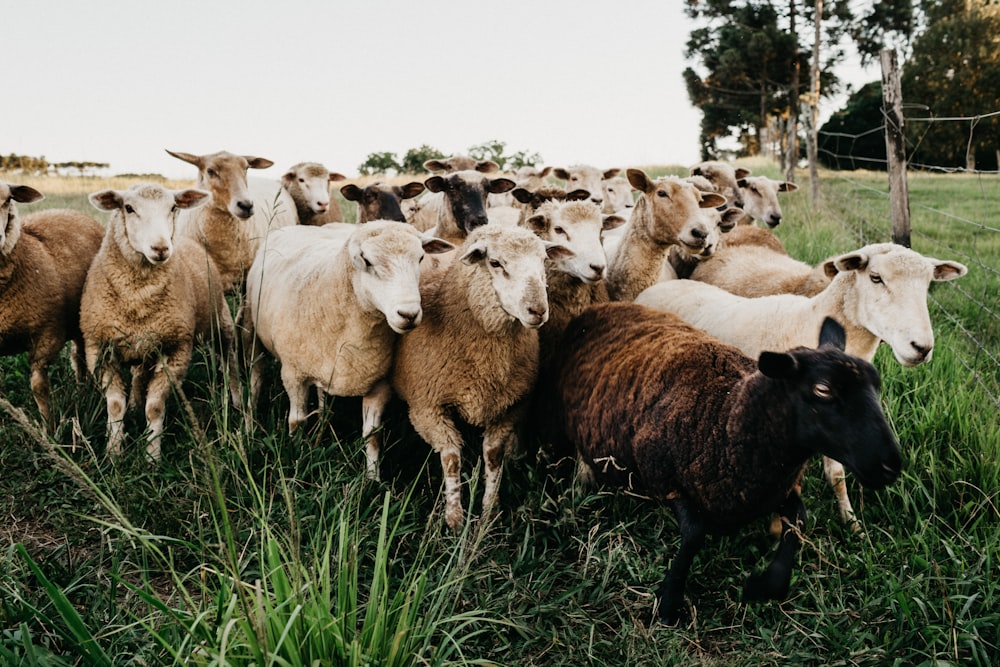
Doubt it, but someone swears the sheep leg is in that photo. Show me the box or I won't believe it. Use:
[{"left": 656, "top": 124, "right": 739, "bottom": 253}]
[
  {"left": 743, "top": 491, "right": 807, "bottom": 602},
  {"left": 361, "top": 380, "right": 392, "bottom": 482},
  {"left": 100, "top": 367, "right": 128, "bottom": 458},
  {"left": 408, "top": 406, "right": 465, "bottom": 530},
  {"left": 27, "top": 360, "right": 52, "bottom": 431},
  {"left": 280, "top": 365, "right": 312, "bottom": 433},
  {"left": 143, "top": 350, "right": 190, "bottom": 460},
  {"left": 656, "top": 499, "right": 706, "bottom": 625},
  {"left": 481, "top": 420, "right": 515, "bottom": 519},
  {"left": 823, "top": 455, "right": 860, "bottom": 531}
]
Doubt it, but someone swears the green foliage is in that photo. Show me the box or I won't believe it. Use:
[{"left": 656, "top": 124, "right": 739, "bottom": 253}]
[
  {"left": 358, "top": 151, "right": 402, "bottom": 176},
  {"left": 0, "top": 153, "right": 51, "bottom": 175},
  {"left": 817, "top": 81, "right": 888, "bottom": 170},
  {"left": 401, "top": 144, "right": 446, "bottom": 175},
  {"left": 467, "top": 140, "right": 543, "bottom": 171}
]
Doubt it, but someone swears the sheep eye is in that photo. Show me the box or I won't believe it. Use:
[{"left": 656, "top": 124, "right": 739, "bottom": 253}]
[
  {"left": 299, "top": 178, "right": 306, "bottom": 184},
  {"left": 657, "top": 190, "right": 669, "bottom": 198},
  {"left": 870, "top": 273, "right": 883, "bottom": 284},
  {"left": 125, "top": 205, "right": 135, "bottom": 214},
  {"left": 206, "top": 169, "right": 218, "bottom": 178},
  {"left": 553, "top": 226, "right": 566, "bottom": 236},
  {"left": 489, "top": 259, "right": 503, "bottom": 269},
  {"left": 813, "top": 383, "right": 833, "bottom": 399}
]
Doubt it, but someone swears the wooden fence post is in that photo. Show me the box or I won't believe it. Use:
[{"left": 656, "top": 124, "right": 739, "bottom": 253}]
[{"left": 880, "top": 49, "right": 911, "bottom": 247}]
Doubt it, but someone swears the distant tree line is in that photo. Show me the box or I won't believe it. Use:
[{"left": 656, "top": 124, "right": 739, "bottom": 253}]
[
  {"left": 1, "top": 153, "right": 111, "bottom": 176},
  {"left": 358, "top": 140, "right": 543, "bottom": 176}
]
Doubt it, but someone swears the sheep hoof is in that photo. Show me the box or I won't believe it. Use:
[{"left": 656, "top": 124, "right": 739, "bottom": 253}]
[
  {"left": 654, "top": 598, "right": 685, "bottom": 626},
  {"left": 742, "top": 566, "right": 791, "bottom": 602}
]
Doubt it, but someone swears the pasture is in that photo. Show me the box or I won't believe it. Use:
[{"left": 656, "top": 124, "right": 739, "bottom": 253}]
[{"left": 0, "top": 164, "right": 997, "bottom": 666}]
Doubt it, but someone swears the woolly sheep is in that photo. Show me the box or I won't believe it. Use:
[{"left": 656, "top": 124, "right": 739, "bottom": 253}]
[
  {"left": 0, "top": 183, "right": 105, "bottom": 428},
  {"left": 424, "top": 155, "right": 500, "bottom": 174},
  {"left": 738, "top": 175, "right": 798, "bottom": 227},
  {"left": 82, "top": 184, "right": 240, "bottom": 459},
  {"left": 635, "top": 243, "right": 967, "bottom": 528},
  {"left": 489, "top": 165, "right": 555, "bottom": 209},
  {"left": 166, "top": 149, "right": 297, "bottom": 291},
  {"left": 281, "top": 162, "right": 347, "bottom": 225},
  {"left": 553, "top": 164, "right": 620, "bottom": 212},
  {"left": 245, "top": 220, "right": 453, "bottom": 478},
  {"left": 689, "top": 160, "right": 751, "bottom": 208},
  {"left": 340, "top": 180, "right": 425, "bottom": 224},
  {"left": 409, "top": 170, "right": 516, "bottom": 242},
  {"left": 390, "top": 224, "right": 570, "bottom": 529},
  {"left": 550, "top": 302, "right": 901, "bottom": 623},
  {"left": 604, "top": 169, "right": 725, "bottom": 301},
  {"left": 602, "top": 175, "right": 634, "bottom": 215},
  {"left": 687, "top": 236, "right": 836, "bottom": 297}
]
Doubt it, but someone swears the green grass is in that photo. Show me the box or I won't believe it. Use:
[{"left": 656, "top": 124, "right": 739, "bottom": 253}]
[{"left": 0, "top": 168, "right": 997, "bottom": 665}]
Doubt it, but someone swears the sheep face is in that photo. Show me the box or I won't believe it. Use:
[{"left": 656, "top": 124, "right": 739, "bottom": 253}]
[
  {"left": 424, "top": 156, "right": 499, "bottom": 174},
  {"left": 0, "top": 182, "right": 43, "bottom": 252},
  {"left": 526, "top": 200, "right": 623, "bottom": 283},
  {"left": 602, "top": 175, "right": 634, "bottom": 213},
  {"left": 627, "top": 170, "right": 726, "bottom": 256},
  {"left": 513, "top": 165, "right": 553, "bottom": 191},
  {"left": 554, "top": 165, "right": 621, "bottom": 212},
  {"left": 341, "top": 181, "right": 425, "bottom": 224},
  {"left": 166, "top": 149, "right": 273, "bottom": 220},
  {"left": 349, "top": 222, "right": 453, "bottom": 333},
  {"left": 831, "top": 243, "right": 968, "bottom": 366},
  {"left": 459, "top": 226, "right": 561, "bottom": 329},
  {"left": 282, "top": 162, "right": 345, "bottom": 215},
  {"left": 738, "top": 176, "right": 798, "bottom": 227},
  {"left": 425, "top": 171, "right": 515, "bottom": 234},
  {"left": 90, "top": 185, "right": 210, "bottom": 265},
  {"left": 690, "top": 161, "right": 750, "bottom": 209}
]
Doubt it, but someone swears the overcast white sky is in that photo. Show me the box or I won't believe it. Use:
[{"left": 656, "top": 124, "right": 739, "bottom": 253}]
[{"left": 8, "top": 1, "right": 876, "bottom": 180}]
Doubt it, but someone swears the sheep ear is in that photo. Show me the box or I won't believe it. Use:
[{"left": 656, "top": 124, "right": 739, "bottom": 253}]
[
  {"left": 603, "top": 168, "right": 621, "bottom": 179},
  {"left": 487, "top": 178, "right": 516, "bottom": 194},
  {"left": 735, "top": 168, "right": 752, "bottom": 179},
  {"left": 699, "top": 193, "right": 727, "bottom": 209},
  {"left": 165, "top": 149, "right": 201, "bottom": 167},
  {"left": 476, "top": 160, "right": 500, "bottom": 174},
  {"left": 544, "top": 242, "right": 575, "bottom": 261},
  {"left": 565, "top": 188, "right": 591, "bottom": 202},
  {"left": 602, "top": 214, "right": 627, "bottom": 231},
  {"left": 930, "top": 259, "right": 968, "bottom": 281},
  {"left": 340, "top": 184, "right": 363, "bottom": 201},
  {"left": 512, "top": 188, "right": 534, "bottom": 204},
  {"left": 423, "top": 159, "right": 447, "bottom": 173},
  {"left": 525, "top": 213, "right": 548, "bottom": 235},
  {"left": 89, "top": 189, "right": 122, "bottom": 211},
  {"left": 421, "top": 236, "right": 454, "bottom": 255},
  {"left": 736, "top": 178, "right": 749, "bottom": 188},
  {"left": 719, "top": 208, "right": 742, "bottom": 232},
  {"left": 553, "top": 167, "right": 571, "bottom": 181},
  {"left": 834, "top": 250, "right": 869, "bottom": 273},
  {"left": 460, "top": 242, "right": 488, "bottom": 265},
  {"left": 689, "top": 165, "right": 705, "bottom": 177},
  {"left": 351, "top": 248, "right": 370, "bottom": 272},
  {"left": 626, "top": 168, "right": 652, "bottom": 192},
  {"left": 245, "top": 156, "right": 274, "bottom": 170},
  {"left": 778, "top": 182, "right": 798, "bottom": 193},
  {"left": 822, "top": 259, "right": 840, "bottom": 279},
  {"left": 329, "top": 172, "right": 347, "bottom": 182},
  {"left": 818, "top": 317, "right": 847, "bottom": 351},
  {"left": 424, "top": 176, "right": 446, "bottom": 193},
  {"left": 537, "top": 166, "right": 553, "bottom": 178},
  {"left": 400, "top": 182, "right": 425, "bottom": 199},
  {"left": 758, "top": 351, "right": 797, "bottom": 378},
  {"left": 174, "top": 189, "right": 210, "bottom": 209},
  {"left": 10, "top": 185, "right": 43, "bottom": 204},
  {"left": 281, "top": 170, "right": 296, "bottom": 186}
]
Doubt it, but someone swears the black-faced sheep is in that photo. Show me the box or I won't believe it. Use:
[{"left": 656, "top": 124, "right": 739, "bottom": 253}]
[
  {"left": 340, "top": 180, "right": 426, "bottom": 224},
  {"left": 0, "top": 182, "right": 105, "bottom": 428},
  {"left": 281, "top": 162, "right": 347, "bottom": 225},
  {"left": 82, "top": 184, "right": 240, "bottom": 459},
  {"left": 550, "top": 302, "right": 901, "bottom": 623},
  {"left": 409, "top": 170, "right": 516, "bottom": 242}
]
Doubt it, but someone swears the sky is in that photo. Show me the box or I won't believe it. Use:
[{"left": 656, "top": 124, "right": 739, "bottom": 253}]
[{"left": 8, "top": 1, "right": 877, "bottom": 181}]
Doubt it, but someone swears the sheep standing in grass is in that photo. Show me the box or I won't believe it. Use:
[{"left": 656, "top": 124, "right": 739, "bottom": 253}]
[
  {"left": 635, "top": 243, "right": 967, "bottom": 528},
  {"left": 167, "top": 149, "right": 297, "bottom": 291},
  {"left": 281, "top": 162, "right": 347, "bottom": 225},
  {"left": 605, "top": 169, "right": 725, "bottom": 301},
  {"left": 245, "top": 221, "right": 453, "bottom": 479},
  {"left": 82, "top": 184, "right": 240, "bottom": 459},
  {"left": 391, "top": 224, "right": 570, "bottom": 529},
  {"left": 0, "top": 182, "right": 105, "bottom": 428},
  {"left": 340, "top": 180, "right": 425, "bottom": 223},
  {"left": 551, "top": 302, "right": 901, "bottom": 623}
]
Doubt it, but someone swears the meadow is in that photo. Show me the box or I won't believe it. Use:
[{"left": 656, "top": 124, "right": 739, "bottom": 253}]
[{"left": 0, "top": 164, "right": 997, "bottom": 666}]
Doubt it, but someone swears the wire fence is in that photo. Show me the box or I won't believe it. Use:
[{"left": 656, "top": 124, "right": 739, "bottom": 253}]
[{"left": 817, "top": 110, "right": 1000, "bottom": 410}]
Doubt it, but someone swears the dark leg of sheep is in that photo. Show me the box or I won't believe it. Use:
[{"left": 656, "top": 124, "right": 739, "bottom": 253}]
[
  {"left": 742, "top": 491, "right": 807, "bottom": 601},
  {"left": 656, "top": 500, "right": 705, "bottom": 625}
]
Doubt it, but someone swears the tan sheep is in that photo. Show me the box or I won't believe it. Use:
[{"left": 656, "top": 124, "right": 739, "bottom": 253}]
[
  {"left": 553, "top": 164, "right": 620, "bottom": 213},
  {"left": 391, "top": 224, "right": 570, "bottom": 529},
  {"left": 281, "top": 162, "right": 347, "bottom": 225},
  {"left": 82, "top": 184, "right": 240, "bottom": 459},
  {"left": 689, "top": 160, "right": 751, "bottom": 209},
  {"left": 0, "top": 182, "right": 105, "bottom": 428}
]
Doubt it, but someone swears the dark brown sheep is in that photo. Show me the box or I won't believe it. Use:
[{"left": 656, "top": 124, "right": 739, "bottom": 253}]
[
  {"left": 550, "top": 302, "right": 901, "bottom": 623},
  {"left": 340, "top": 180, "right": 425, "bottom": 224}
]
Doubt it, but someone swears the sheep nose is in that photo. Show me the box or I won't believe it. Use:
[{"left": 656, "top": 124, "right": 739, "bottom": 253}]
[
  {"left": 768, "top": 214, "right": 782, "bottom": 227},
  {"left": 466, "top": 214, "right": 489, "bottom": 230},
  {"left": 591, "top": 196, "right": 603, "bottom": 206},
  {"left": 396, "top": 307, "right": 421, "bottom": 328},
  {"left": 316, "top": 202, "right": 329, "bottom": 212},
  {"left": 911, "top": 342, "right": 933, "bottom": 360},
  {"left": 527, "top": 305, "right": 548, "bottom": 325},
  {"left": 150, "top": 244, "right": 171, "bottom": 262},
  {"left": 589, "top": 263, "right": 606, "bottom": 279},
  {"left": 236, "top": 200, "right": 255, "bottom": 218}
]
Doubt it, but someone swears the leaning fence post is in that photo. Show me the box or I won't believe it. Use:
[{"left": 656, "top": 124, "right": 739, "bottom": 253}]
[{"left": 880, "top": 48, "right": 911, "bottom": 247}]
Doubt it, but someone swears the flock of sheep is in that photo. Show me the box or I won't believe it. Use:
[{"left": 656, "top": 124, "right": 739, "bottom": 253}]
[{"left": 0, "top": 151, "right": 969, "bottom": 623}]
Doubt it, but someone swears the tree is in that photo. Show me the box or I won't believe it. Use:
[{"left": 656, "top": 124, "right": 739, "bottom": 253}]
[
  {"left": 357, "top": 151, "right": 401, "bottom": 176},
  {"left": 817, "top": 81, "right": 888, "bottom": 170},
  {"left": 468, "top": 139, "right": 509, "bottom": 169},
  {"left": 901, "top": 2, "right": 1000, "bottom": 171},
  {"left": 400, "top": 144, "right": 446, "bottom": 174}
]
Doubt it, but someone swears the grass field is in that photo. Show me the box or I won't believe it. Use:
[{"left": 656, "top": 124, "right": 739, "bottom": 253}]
[{"left": 0, "top": 165, "right": 997, "bottom": 666}]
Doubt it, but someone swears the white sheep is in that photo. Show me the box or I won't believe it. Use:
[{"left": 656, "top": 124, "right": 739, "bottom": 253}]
[
  {"left": 553, "top": 164, "right": 620, "bottom": 213},
  {"left": 0, "top": 182, "right": 105, "bottom": 428},
  {"left": 390, "top": 224, "right": 570, "bottom": 529},
  {"left": 605, "top": 169, "right": 725, "bottom": 301},
  {"left": 602, "top": 175, "right": 634, "bottom": 215},
  {"left": 244, "top": 220, "right": 453, "bottom": 479},
  {"left": 635, "top": 243, "right": 968, "bottom": 528},
  {"left": 423, "top": 155, "right": 500, "bottom": 174},
  {"left": 689, "top": 160, "right": 751, "bottom": 209},
  {"left": 738, "top": 175, "right": 798, "bottom": 227},
  {"left": 281, "top": 162, "right": 347, "bottom": 225},
  {"left": 340, "top": 180, "right": 426, "bottom": 224},
  {"left": 82, "top": 184, "right": 241, "bottom": 459},
  {"left": 166, "top": 149, "right": 298, "bottom": 291}
]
